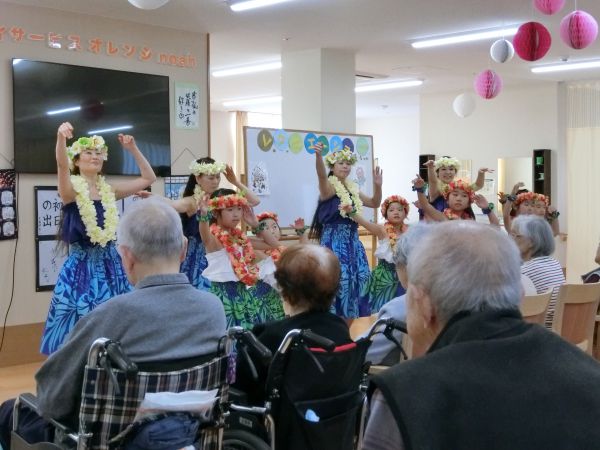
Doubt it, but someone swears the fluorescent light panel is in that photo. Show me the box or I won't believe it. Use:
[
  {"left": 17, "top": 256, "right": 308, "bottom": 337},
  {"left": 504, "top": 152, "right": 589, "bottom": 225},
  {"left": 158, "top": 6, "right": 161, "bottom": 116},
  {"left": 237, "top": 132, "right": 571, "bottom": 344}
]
[
  {"left": 229, "top": 0, "right": 291, "bottom": 12},
  {"left": 531, "top": 60, "right": 600, "bottom": 73},
  {"left": 47, "top": 106, "right": 81, "bottom": 115},
  {"left": 212, "top": 61, "right": 282, "bottom": 78},
  {"left": 87, "top": 125, "right": 133, "bottom": 134},
  {"left": 355, "top": 80, "right": 423, "bottom": 93},
  {"left": 222, "top": 96, "right": 282, "bottom": 107},
  {"left": 412, "top": 26, "right": 518, "bottom": 49}
]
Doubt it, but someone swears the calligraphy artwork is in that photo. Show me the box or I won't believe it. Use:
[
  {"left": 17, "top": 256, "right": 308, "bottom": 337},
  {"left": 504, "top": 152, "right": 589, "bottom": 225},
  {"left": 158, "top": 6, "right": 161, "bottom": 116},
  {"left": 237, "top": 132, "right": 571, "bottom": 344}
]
[
  {"left": 175, "top": 82, "right": 200, "bottom": 129},
  {"left": 0, "top": 169, "right": 17, "bottom": 240}
]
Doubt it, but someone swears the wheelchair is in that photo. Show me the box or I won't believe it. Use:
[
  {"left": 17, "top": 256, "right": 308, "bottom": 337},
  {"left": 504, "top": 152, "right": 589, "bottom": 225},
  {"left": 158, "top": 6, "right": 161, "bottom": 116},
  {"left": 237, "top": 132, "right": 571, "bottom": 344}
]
[{"left": 10, "top": 328, "right": 271, "bottom": 450}]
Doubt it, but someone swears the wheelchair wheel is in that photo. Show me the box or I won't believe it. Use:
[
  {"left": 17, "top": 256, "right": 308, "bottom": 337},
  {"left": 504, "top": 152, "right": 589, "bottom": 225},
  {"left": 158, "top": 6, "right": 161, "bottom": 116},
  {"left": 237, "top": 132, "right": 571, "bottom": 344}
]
[{"left": 222, "top": 429, "right": 271, "bottom": 450}]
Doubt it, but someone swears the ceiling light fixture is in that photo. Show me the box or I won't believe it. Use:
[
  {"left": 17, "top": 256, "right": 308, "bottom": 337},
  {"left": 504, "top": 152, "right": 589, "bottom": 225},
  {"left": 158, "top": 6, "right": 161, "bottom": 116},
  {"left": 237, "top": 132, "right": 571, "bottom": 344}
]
[
  {"left": 412, "top": 26, "right": 519, "bottom": 49},
  {"left": 127, "top": 0, "right": 170, "bottom": 10},
  {"left": 212, "top": 61, "right": 282, "bottom": 78},
  {"left": 222, "top": 96, "right": 282, "bottom": 107},
  {"left": 228, "top": 0, "right": 292, "bottom": 12},
  {"left": 355, "top": 80, "right": 423, "bottom": 93},
  {"left": 531, "top": 60, "right": 600, "bottom": 73}
]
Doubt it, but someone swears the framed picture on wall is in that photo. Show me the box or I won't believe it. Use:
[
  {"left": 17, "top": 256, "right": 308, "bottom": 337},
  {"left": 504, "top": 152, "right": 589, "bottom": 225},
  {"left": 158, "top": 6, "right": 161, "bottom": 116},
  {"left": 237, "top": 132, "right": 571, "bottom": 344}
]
[
  {"left": 175, "top": 82, "right": 200, "bottom": 129},
  {"left": 35, "top": 186, "right": 63, "bottom": 237},
  {"left": 0, "top": 169, "right": 17, "bottom": 240},
  {"left": 164, "top": 175, "right": 189, "bottom": 200},
  {"left": 36, "top": 239, "right": 68, "bottom": 291}
]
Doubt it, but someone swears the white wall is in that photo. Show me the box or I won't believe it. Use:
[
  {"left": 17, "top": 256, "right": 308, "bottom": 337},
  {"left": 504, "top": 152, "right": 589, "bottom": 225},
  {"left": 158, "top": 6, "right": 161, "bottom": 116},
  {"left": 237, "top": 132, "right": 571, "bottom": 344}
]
[
  {"left": 357, "top": 108, "right": 420, "bottom": 223},
  {"left": 210, "top": 111, "right": 235, "bottom": 170},
  {"left": 0, "top": 2, "right": 209, "bottom": 327},
  {"left": 420, "top": 84, "right": 566, "bottom": 264}
]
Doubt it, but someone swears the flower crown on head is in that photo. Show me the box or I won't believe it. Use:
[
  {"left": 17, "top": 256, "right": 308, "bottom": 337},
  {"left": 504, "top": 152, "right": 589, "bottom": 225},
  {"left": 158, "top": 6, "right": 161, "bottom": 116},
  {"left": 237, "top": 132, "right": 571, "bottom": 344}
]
[
  {"left": 66, "top": 135, "right": 108, "bottom": 166},
  {"left": 189, "top": 160, "right": 227, "bottom": 176},
  {"left": 257, "top": 211, "right": 279, "bottom": 223},
  {"left": 442, "top": 179, "right": 475, "bottom": 203},
  {"left": 434, "top": 156, "right": 460, "bottom": 171},
  {"left": 381, "top": 195, "right": 410, "bottom": 217},
  {"left": 515, "top": 191, "right": 549, "bottom": 207},
  {"left": 207, "top": 192, "right": 248, "bottom": 211},
  {"left": 325, "top": 149, "right": 357, "bottom": 166}
]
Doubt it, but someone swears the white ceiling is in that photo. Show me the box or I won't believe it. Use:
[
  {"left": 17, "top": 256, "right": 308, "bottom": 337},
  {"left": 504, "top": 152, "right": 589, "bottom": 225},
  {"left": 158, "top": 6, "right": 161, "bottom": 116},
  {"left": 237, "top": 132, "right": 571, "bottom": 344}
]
[{"left": 6, "top": 0, "right": 600, "bottom": 117}]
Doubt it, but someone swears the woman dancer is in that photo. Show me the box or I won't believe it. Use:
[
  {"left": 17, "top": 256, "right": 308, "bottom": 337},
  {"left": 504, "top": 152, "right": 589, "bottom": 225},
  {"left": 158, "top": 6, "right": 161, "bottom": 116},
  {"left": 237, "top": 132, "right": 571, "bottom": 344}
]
[
  {"left": 40, "top": 122, "right": 156, "bottom": 354},
  {"left": 197, "top": 189, "right": 284, "bottom": 329},
  {"left": 310, "top": 144, "right": 382, "bottom": 322}
]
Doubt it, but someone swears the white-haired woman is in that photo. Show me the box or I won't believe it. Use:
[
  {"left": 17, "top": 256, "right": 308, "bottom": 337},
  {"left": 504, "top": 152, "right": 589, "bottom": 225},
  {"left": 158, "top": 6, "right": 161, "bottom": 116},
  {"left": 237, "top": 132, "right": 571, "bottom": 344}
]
[
  {"left": 40, "top": 122, "right": 156, "bottom": 355},
  {"left": 511, "top": 215, "right": 565, "bottom": 328}
]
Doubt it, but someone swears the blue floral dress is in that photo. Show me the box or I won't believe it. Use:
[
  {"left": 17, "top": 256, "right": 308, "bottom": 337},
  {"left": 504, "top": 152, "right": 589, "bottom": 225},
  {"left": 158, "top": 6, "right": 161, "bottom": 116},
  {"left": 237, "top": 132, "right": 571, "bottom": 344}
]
[
  {"left": 40, "top": 201, "right": 131, "bottom": 355},
  {"left": 180, "top": 214, "right": 211, "bottom": 291},
  {"left": 317, "top": 196, "right": 371, "bottom": 318}
]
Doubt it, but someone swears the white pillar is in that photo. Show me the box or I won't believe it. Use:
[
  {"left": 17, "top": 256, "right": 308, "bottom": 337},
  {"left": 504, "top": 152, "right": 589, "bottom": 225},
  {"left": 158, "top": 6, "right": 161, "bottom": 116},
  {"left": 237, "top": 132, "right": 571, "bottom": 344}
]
[{"left": 282, "top": 48, "right": 356, "bottom": 134}]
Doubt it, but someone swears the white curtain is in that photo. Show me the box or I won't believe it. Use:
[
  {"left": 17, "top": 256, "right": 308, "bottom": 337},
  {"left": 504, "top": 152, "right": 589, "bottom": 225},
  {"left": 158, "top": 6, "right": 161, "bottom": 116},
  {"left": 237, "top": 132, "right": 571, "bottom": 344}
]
[{"left": 565, "top": 82, "right": 600, "bottom": 282}]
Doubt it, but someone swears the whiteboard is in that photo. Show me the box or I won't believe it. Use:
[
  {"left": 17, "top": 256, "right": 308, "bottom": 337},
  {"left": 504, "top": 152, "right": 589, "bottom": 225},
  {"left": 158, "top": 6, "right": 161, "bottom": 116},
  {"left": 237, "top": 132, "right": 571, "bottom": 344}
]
[{"left": 244, "top": 127, "right": 375, "bottom": 227}]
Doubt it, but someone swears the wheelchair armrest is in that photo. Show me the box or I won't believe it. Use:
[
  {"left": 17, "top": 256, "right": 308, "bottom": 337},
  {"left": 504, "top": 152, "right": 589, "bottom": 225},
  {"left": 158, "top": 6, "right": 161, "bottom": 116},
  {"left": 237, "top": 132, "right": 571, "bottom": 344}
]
[{"left": 17, "top": 393, "right": 39, "bottom": 413}]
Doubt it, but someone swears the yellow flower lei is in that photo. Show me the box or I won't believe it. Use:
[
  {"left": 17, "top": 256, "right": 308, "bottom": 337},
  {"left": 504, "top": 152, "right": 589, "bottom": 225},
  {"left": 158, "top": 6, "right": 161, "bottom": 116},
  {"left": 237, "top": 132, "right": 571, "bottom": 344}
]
[
  {"left": 70, "top": 175, "right": 118, "bottom": 247},
  {"left": 328, "top": 175, "right": 363, "bottom": 218}
]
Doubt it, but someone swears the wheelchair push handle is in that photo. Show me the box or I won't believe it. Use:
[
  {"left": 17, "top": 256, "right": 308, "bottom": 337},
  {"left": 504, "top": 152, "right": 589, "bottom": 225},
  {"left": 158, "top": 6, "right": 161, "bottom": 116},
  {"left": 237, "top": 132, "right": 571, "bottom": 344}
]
[
  {"left": 368, "top": 318, "right": 407, "bottom": 339},
  {"left": 239, "top": 330, "right": 273, "bottom": 362},
  {"left": 106, "top": 341, "right": 138, "bottom": 375},
  {"left": 301, "top": 329, "right": 336, "bottom": 352}
]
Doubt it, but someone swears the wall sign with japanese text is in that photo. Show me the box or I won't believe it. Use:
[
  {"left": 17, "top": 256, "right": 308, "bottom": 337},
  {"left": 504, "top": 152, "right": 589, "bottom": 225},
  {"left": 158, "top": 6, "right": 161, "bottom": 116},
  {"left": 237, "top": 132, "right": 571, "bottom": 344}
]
[{"left": 175, "top": 82, "right": 200, "bottom": 129}]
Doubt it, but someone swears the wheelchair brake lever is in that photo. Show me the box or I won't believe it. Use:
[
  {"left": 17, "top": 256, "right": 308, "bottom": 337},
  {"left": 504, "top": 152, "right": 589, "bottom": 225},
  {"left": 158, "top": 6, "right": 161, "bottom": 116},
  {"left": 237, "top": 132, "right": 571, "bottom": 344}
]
[
  {"left": 300, "top": 343, "right": 325, "bottom": 374},
  {"left": 383, "top": 327, "right": 408, "bottom": 361},
  {"left": 99, "top": 355, "right": 123, "bottom": 396},
  {"left": 239, "top": 344, "right": 260, "bottom": 381}
]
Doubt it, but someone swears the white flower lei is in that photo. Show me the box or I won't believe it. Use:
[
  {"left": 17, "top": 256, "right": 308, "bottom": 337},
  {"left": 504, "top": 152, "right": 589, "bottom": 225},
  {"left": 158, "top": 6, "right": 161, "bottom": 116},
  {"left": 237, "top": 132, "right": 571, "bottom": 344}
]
[
  {"left": 189, "top": 160, "right": 227, "bottom": 176},
  {"left": 328, "top": 175, "right": 363, "bottom": 218},
  {"left": 70, "top": 175, "right": 118, "bottom": 247},
  {"left": 193, "top": 185, "right": 205, "bottom": 203}
]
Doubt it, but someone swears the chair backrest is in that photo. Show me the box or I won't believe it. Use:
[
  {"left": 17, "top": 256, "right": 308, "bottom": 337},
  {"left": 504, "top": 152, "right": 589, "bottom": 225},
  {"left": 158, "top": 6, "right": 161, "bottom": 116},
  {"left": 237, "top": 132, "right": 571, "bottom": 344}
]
[
  {"left": 520, "top": 290, "right": 553, "bottom": 325},
  {"left": 551, "top": 283, "right": 600, "bottom": 354},
  {"left": 78, "top": 354, "right": 229, "bottom": 450}
]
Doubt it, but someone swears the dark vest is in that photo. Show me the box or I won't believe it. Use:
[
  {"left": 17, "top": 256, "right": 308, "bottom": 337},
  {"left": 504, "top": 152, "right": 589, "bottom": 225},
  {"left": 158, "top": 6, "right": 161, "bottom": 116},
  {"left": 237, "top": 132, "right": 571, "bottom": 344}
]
[{"left": 372, "top": 309, "right": 600, "bottom": 450}]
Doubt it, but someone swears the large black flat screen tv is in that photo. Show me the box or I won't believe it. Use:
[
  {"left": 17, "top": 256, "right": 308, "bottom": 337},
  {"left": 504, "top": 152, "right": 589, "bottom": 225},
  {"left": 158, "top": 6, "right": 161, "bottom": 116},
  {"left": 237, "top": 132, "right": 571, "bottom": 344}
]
[{"left": 12, "top": 59, "right": 171, "bottom": 176}]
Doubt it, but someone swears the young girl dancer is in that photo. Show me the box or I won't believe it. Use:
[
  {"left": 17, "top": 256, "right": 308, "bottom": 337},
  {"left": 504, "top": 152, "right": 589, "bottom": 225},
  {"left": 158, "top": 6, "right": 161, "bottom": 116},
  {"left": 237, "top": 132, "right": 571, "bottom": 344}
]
[
  {"left": 40, "top": 122, "right": 156, "bottom": 354},
  {"left": 501, "top": 182, "right": 560, "bottom": 236},
  {"left": 413, "top": 175, "right": 499, "bottom": 225},
  {"left": 249, "top": 212, "right": 309, "bottom": 261},
  {"left": 422, "top": 157, "right": 493, "bottom": 214},
  {"left": 310, "top": 144, "right": 382, "bottom": 322},
  {"left": 351, "top": 195, "right": 409, "bottom": 313},
  {"left": 167, "top": 158, "right": 259, "bottom": 290},
  {"left": 197, "top": 189, "right": 284, "bottom": 329}
]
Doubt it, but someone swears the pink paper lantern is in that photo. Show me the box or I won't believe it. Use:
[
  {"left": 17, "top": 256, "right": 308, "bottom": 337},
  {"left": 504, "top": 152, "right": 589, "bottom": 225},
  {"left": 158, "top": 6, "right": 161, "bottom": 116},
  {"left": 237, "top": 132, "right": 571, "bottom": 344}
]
[
  {"left": 560, "top": 10, "right": 598, "bottom": 50},
  {"left": 474, "top": 70, "right": 502, "bottom": 100},
  {"left": 513, "top": 22, "right": 552, "bottom": 61},
  {"left": 533, "top": 0, "right": 565, "bottom": 15}
]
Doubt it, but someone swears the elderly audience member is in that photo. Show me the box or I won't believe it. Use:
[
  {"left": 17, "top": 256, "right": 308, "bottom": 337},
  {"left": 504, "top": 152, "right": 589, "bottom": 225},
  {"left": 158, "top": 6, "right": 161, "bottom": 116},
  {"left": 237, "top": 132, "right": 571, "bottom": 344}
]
[
  {"left": 235, "top": 243, "right": 352, "bottom": 403},
  {"left": 362, "top": 221, "right": 600, "bottom": 450},
  {"left": 362, "top": 223, "right": 433, "bottom": 365},
  {"left": 0, "top": 198, "right": 227, "bottom": 449},
  {"left": 512, "top": 215, "right": 565, "bottom": 328}
]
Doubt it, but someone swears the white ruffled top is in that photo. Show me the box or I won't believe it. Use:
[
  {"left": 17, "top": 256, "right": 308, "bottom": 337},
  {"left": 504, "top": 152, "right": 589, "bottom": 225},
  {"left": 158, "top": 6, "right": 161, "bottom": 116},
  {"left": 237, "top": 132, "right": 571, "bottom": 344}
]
[
  {"left": 374, "top": 238, "right": 395, "bottom": 264},
  {"left": 202, "top": 249, "right": 277, "bottom": 288}
]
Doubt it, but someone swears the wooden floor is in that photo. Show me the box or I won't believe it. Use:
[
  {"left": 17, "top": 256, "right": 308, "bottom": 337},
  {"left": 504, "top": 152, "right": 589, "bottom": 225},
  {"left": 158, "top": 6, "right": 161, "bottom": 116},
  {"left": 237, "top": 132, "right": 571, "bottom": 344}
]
[
  {"left": 0, "top": 362, "right": 40, "bottom": 403},
  {"left": 0, "top": 317, "right": 375, "bottom": 405}
]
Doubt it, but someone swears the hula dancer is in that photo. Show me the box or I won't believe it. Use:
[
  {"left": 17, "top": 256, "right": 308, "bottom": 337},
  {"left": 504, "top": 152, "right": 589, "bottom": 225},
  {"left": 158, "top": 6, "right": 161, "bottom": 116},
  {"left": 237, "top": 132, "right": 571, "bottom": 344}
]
[
  {"left": 310, "top": 143, "right": 382, "bottom": 322},
  {"left": 198, "top": 189, "right": 284, "bottom": 329},
  {"left": 40, "top": 122, "right": 156, "bottom": 354},
  {"left": 351, "top": 195, "right": 409, "bottom": 313}
]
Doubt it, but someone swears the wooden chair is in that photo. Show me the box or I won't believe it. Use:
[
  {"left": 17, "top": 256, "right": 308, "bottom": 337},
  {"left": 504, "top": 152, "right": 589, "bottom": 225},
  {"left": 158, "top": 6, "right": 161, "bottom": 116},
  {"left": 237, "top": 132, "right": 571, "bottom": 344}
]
[
  {"left": 520, "top": 291, "right": 552, "bottom": 325},
  {"left": 551, "top": 283, "right": 600, "bottom": 355}
]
